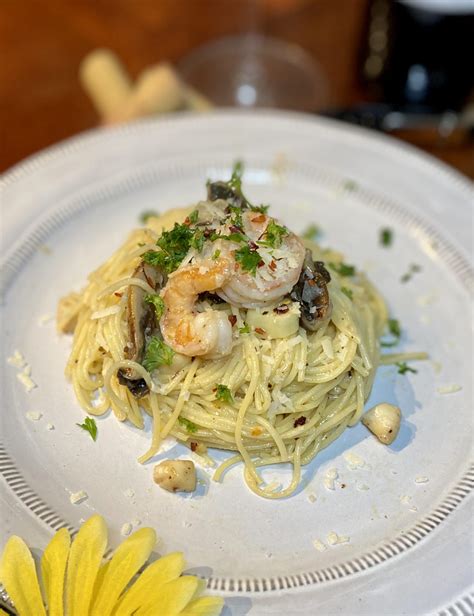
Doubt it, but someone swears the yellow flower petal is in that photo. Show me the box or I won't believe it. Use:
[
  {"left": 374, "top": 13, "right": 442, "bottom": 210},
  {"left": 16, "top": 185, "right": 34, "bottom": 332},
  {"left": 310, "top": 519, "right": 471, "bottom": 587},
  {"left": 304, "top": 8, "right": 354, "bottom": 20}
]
[
  {"left": 113, "top": 551, "right": 185, "bottom": 615},
  {"left": 0, "top": 536, "right": 46, "bottom": 616},
  {"left": 179, "top": 596, "right": 225, "bottom": 616},
  {"left": 92, "top": 560, "right": 110, "bottom": 600},
  {"left": 90, "top": 527, "right": 156, "bottom": 616},
  {"left": 133, "top": 576, "right": 199, "bottom": 616},
  {"left": 65, "top": 514, "right": 108, "bottom": 616},
  {"left": 40, "top": 527, "right": 70, "bottom": 616}
]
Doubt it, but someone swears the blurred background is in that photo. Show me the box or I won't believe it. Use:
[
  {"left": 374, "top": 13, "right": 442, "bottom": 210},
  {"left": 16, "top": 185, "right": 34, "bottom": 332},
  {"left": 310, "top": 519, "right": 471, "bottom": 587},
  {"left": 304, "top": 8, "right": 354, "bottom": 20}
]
[{"left": 1, "top": 0, "right": 473, "bottom": 177}]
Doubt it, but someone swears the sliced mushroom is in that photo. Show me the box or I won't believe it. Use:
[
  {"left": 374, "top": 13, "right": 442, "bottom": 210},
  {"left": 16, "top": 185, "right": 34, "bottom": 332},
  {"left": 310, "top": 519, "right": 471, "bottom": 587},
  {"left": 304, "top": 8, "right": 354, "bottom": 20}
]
[
  {"left": 117, "top": 261, "right": 165, "bottom": 397},
  {"left": 290, "top": 249, "right": 332, "bottom": 331}
]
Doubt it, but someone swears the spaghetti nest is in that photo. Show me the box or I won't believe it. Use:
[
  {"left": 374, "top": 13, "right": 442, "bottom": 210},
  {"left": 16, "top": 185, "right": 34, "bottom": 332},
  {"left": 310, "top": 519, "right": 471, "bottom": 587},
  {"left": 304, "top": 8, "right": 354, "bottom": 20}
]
[{"left": 59, "top": 206, "right": 388, "bottom": 498}]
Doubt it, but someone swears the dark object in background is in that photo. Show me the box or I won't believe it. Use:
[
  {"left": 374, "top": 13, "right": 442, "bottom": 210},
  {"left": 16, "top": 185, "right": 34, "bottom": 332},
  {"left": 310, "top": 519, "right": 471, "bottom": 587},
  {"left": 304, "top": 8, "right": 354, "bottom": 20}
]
[{"left": 361, "top": 0, "right": 474, "bottom": 112}]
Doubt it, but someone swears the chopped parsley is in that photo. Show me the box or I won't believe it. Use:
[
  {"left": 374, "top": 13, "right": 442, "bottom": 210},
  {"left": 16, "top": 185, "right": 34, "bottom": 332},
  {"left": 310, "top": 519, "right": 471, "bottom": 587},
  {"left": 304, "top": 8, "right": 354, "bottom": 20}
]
[
  {"left": 381, "top": 318, "right": 401, "bottom": 348},
  {"left": 302, "top": 224, "right": 321, "bottom": 241},
  {"left": 188, "top": 210, "right": 199, "bottom": 224},
  {"left": 396, "top": 362, "right": 417, "bottom": 375},
  {"left": 215, "top": 384, "right": 234, "bottom": 404},
  {"left": 329, "top": 262, "right": 356, "bottom": 277},
  {"left": 258, "top": 220, "right": 288, "bottom": 249},
  {"left": 224, "top": 232, "right": 246, "bottom": 243},
  {"left": 343, "top": 179, "right": 358, "bottom": 191},
  {"left": 139, "top": 210, "right": 159, "bottom": 224},
  {"left": 235, "top": 245, "right": 262, "bottom": 276},
  {"left": 212, "top": 249, "right": 221, "bottom": 260},
  {"left": 144, "top": 294, "right": 165, "bottom": 320},
  {"left": 142, "top": 337, "right": 174, "bottom": 372},
  {"left": 341, "top": 287, "right": 353, "bottom": 300},
  {"left": 178, "top": 416, "right": 198, "bottom": 433},
  {"left": 250, "top": 204, "right": 269, "bottom": 214},
  {"left": 239, "top": 323, "right": 250, "bottom": 334},
  {"left": 76, "top": 417, "right": 97, "bottom": 441},
  {"left": 380, "top": 227, "right": 393, "bottom": 247},
  {"left": 143, "top": 223, "right": 194, "bottom": 273},
  {"left": 401, "top": 263, "right": 422, "bottom": 283},
  {"left": 190, "top": 228, "right": 205, "bottom": 252}
]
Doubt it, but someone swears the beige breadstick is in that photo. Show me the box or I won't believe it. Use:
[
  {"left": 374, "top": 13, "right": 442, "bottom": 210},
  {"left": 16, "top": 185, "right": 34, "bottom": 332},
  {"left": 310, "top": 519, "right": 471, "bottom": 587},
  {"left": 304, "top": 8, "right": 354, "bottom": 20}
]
[
  {"left": 107, "top": 63, "right": 186, "bottom": 123},
  {"left": 79, "top": 49, "right": 133, "bottom": 118},
  {"left": 183, "top": 85, "right": 214, "bottom": 111}
]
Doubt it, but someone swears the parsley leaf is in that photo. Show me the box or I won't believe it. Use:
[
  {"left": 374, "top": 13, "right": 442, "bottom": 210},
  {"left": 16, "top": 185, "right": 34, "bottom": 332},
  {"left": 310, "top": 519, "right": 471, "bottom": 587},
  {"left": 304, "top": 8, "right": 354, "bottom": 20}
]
[
  {"left": 250, "top": 204, "right": 269, "bottom": 214},
  {"left": 144, "top": 294, "right": 165, "bottom": 320},
  {"left": 396, "top": 362, "right": 417, "bottom": 375},
  {"left": 341, "top": 287, "right": 353, "bottom": 300},
  {"left": 343, "top": 179, "right": 358, "bottom": 191},
  {"left": 380, "top": 227, "right": 393, "bottom": 247},
  {"left": 235, "top": 245, "right": 262, "bottom": 276},
  {"left": 302, "top": 224, "right": 321, "bottom": 241},
  {"left": 212, "top": 249, "right": 221, "bottom": 260},
  {"left": 239, "top": 323, "right": 250, "bottom": 334},
  {"left": 188, "top": 210, "right": 199, "bottom": 224},
  {"left": 329, "top": 262, "right": 356, "bottom": 277},
  {"left": 190, "top": 229, "right": 205, "bottom": 252},
  {"left": 258, "top": 220, "right": 288, "bottom": 249},
  {"left": 140, "top": 210, "right": 159, "bottom": 224},
  {"left": 143, "top": 223, "right": 195, "bottom": 273},
  {"left": 215, "top": 384, "right": 233, "bottom": 404},
  {"left": 381, "top": 318, "right": 401, "bottom": 348},
  {"left": 178, "top": 416, "right": 198, "bottom": 433},
  {"left": 401, "top": 263, "right": 422, "bottom": 283},
  {"left": 142, "top": 337, "right": 174, "bottom": 372},
  {"left": 76, "top": 417, "right": 97, "bottom": 441}
]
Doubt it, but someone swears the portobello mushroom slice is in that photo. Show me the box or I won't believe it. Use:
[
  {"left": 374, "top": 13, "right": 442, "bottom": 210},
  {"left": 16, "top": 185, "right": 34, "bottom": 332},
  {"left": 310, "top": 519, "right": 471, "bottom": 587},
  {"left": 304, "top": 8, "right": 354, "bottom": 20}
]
[
  {"left": 290, "top": 249, "right": 332, "bottom": 331},
  {"left": 117, "top": 261, "right": 165, "bottom": 397}
]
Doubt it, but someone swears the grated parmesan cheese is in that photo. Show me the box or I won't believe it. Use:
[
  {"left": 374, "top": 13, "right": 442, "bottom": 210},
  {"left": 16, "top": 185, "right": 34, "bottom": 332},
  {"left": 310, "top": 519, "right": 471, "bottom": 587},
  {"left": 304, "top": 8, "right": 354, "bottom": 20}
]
[
  {"left": 26, "top": 411, "right": 42, "bottom": 421},
  {"left": 415, "top": 476, "right": 429, "bottom": 484},
  {"left": 17, "top": 371, "right": 37, "bottom": 393},
  {"left": 131, "top": 518, "right": 142, "bottom": 527},
  {"left": 437, "top": 384, "right": 462, "bottom": 394},
  {"left": 321, "top": 337, "right": 335, "bottom": 359},
  {"left": 327, "top": 532, "right": 350, "bottom": 545},
  {"left": 38, "top": 313, "right": 53, "bottom": 326},
  {"left": 90, "top": 306, "right": 121, "bottom": 320},
  {"left": 120, "top": 523, "right": 132, "bottom": 536},
  {"left": 313, "top": 539, "right": 327, "bottom": 552},
  {"left": 7, "top": 350, "right": 26, "bottom": 368},
  {"left": 400, "top": 495, "right": 411, "bottom": 505},
  {"left": 123, "top": 488, "right": 135, "bottom": 499},
  {"left": 70, "top": 490, "right": 88, "bottom": 505},
  {"left": 344, "top": 452, "right": 366, "bottom": 470},
  {"left": 46, "top": 423, "right": 55, "bottom": 430},
  {"left": 324, "top": 468, "right": 338, "bottom": 490},
  {"left": 307, "top": 493, "right": 317, "bottom": 503}
]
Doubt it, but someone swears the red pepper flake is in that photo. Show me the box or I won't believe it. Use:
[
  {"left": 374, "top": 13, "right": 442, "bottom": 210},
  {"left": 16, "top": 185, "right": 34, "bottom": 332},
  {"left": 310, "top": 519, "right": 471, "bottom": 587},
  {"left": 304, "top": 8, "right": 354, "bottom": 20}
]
[
  {"left": 274, "top": 304, "right": 289, "bottom": 314},
  {"left": 190, "top": 441, "right": 198, "bottom": 452},
  {"left": 183, "top": 216, "right": 191, "bottom": 226},
  {"left": 114, "top": 292, "right": 123, "bottom": 298},
  {"left": 251, "top": 214, "right": 266, "bottom": 223},
  {"left": 269, "top": 260, "right": 277, "bottom": 271},
  {"left": 228, "top": 314, "right": 237, "bottom": 326},
  {"left": 248, "top": 241, "right": 259, "bottom": 251},
  {"left": 307, "top": 279, "right": 316, "bottom": 286},
  {"left": 229, "top": 224, "right": 243, "bottom": 233},
  {"left": 255, "top": 327, "right": 266, "bottom": 336},
  {"left": 257, "top": 260, "right": 265, "bottom": 268},
  {"left": 293, "top": 416, "right": 307, "bottom": 428}
]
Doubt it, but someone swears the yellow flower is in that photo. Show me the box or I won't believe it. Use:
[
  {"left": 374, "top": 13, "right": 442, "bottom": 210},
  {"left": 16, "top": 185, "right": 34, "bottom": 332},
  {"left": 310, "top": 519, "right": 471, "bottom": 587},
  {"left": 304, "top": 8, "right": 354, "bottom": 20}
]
[{"left": 0, "top": 515, "right": 224, "bottom": 616}]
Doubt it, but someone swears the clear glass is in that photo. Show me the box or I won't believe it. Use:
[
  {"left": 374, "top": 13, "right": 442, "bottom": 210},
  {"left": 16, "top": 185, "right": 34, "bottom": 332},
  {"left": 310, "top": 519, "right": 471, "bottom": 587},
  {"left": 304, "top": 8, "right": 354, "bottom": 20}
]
[{"left": 178, "top": 34, "right": 330, "bottom": 112}]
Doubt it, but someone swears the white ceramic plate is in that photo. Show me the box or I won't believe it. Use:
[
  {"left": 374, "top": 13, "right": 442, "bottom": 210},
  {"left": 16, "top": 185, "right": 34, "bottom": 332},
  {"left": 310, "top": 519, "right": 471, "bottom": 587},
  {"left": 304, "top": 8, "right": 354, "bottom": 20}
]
[{"left": 1, "top": 111, "right": 473, "bottom": 615}]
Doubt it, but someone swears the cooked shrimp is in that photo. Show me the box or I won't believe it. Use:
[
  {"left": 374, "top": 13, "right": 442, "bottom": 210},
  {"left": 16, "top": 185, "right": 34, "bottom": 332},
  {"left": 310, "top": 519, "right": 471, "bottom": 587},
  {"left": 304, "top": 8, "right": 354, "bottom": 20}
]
[
  {"left": 218, "top": 211, "right": 306, "bottom": 308},
  {"left": 161, "top": 257, "right": 234, "bottom": 357}
]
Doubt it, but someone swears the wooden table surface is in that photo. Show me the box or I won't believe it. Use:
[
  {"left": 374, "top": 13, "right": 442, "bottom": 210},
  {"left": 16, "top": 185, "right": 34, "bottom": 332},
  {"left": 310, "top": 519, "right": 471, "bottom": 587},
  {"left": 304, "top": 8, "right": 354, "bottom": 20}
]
[{"left": 1, "top": 0, "right": 473, "bottom": 178}]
